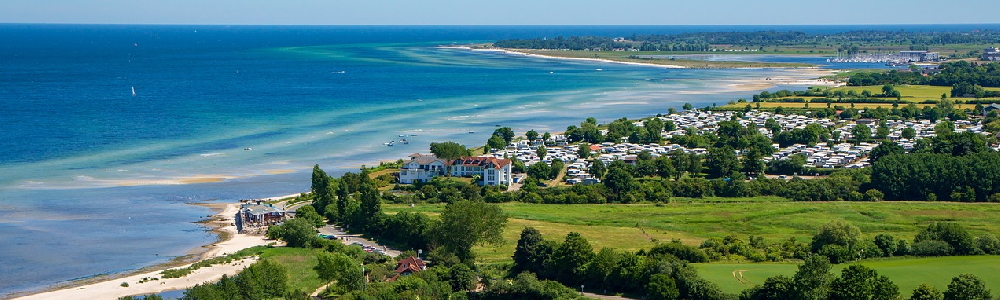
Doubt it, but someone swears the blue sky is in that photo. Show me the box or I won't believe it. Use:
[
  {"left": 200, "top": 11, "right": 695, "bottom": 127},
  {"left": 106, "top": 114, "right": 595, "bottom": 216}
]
[{"left": 2, "top": 0, "right": 998, "bottom": 25}]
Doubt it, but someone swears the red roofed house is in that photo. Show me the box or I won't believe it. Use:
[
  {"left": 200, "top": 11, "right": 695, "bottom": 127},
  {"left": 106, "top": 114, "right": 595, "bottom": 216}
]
[
  {"left": 451, "top": 156, "right": 513, "bottom": 186},
  {"left": 388, "top": 256, "right": 427, "bottom": 282}
]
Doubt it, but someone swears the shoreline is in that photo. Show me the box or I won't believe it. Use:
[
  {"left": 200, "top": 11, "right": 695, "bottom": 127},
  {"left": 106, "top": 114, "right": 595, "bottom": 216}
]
[
  {"left": 450, "top": 46, "right": 822, "bottom": 70},
  {"left": 8, "top": 194, "right": 300, "bottom": 300},
  {"left": 7, "top": 44, "right": 843, "bottom": 299}
]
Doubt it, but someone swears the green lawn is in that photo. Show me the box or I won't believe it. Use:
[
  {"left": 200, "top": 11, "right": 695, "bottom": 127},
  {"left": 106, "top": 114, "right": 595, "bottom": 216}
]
[
  {"left": 258, "top": 247, "right": 325, "bottom": 294},
  {"left": 385, "top": 201, "right": 1000, "bottom": 264},
  {"left": 696, "top": 256, "right": 1000, "bottom": 297}
]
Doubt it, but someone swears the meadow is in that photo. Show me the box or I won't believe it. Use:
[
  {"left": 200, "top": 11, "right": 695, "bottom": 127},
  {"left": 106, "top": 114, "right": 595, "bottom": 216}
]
[
  {"left": 384, "top": 201, "right": 1000, "bottom": 260},
  {"left": 696, "top": 256, "right": 1000, "bottom": 297},
  {"left": 384, "top": 200, "right": 1000, "bottom": 295}
]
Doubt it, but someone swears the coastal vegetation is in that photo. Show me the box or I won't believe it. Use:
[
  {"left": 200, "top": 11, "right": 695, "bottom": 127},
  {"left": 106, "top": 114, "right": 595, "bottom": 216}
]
[{"left": 493, "top": 30, "right": 1000, "bottom": 57}]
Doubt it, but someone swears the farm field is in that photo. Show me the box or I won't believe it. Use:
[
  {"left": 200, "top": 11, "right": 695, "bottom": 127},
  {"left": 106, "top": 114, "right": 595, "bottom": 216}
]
[
  {"left": 696, "top": 256, "right": 1000, "bottom": 297},
  {"left": 383, "top": 201, "right": 1000, "bottom": 263},
  {"left": 827, "top": 85, "right": 1000, "bottom": 102}
]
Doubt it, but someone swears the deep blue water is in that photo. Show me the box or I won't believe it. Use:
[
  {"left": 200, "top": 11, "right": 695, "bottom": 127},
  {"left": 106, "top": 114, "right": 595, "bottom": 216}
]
[{"left": 1, "top": 24, "right": 998, "bottom": 297}]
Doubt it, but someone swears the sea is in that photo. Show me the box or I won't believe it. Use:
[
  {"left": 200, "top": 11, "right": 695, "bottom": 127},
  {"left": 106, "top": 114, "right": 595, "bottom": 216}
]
[{"left": 1, "top": 24, "right": 998, "bottom": 297}]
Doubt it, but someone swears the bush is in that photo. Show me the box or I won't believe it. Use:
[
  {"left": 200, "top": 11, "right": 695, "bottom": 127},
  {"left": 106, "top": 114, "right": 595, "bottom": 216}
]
[
  {"left": 975, "top": 234, "right": 1000, "bottom": 255},
  {"left": 649, "top": 241, "right": 709, "bottom": 263},
  {"left": 911, "top": 240, "right": 953, "bottom": 256}
]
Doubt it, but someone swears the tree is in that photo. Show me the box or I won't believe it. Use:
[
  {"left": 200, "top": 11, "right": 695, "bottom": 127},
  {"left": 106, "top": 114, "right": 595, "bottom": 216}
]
[
  {"left": 527, "top": 161, "right": 552, "bottom": 180},
  {"left": 430, "top": 142, "right": 471, "bottom": 160},
  {"left": 741, "top": 275, "right": 794, "bottom": 300},
  {"left": 536, "top": 145, "right": 547, "bottom": 160},
  {"left": 741, "top": 150, "right": 766, "bottom": 177},
  {"left": 577, "top": 143, "right": 591, "bottom": 159},
  {"left": 546, "top": 232, "right": 594, "bottom": 286},
  {"left": 852, "top": 124, "right": 872, "bottom": 144},
  {"left": 915, "top": 222, "right": 977, "bottom": 255},
  {"left": 434, "top": 200, "right": 508, "bottom": 262},
  {"left": 268, "top": 218, "right": 316, "bottom": 248},
  {"left": 357, "top": 183, "right": 383, "bottom": 233},
  {"left": 493, "top": 127, "right": 515, "bottom": 144},
  {"left": 875, "top": 125, "right": 891, "bottom": 140},
  {"left": 944, "top": 274, "right": 991, "bottom": 300},
  {"left": 512, "top": 227, "right": 554, "bottom": 276},
  {"left": 792, "top": 255, "right": 833, "bottom": 300},
  {"left": 590, "top": 160, "right": 607, "bottom": 180},
  {"left": 705, "top": 146, "right": 739, "bottom": 179},
  {"left": 235, "top": 259, "right": 289, "bottom": 299},
  {"left": 603, "top": 160, "right": 639, "bottom": 200},
  {"left": 911, "top": 284, "right": 944, "bottom": 300},
  {"left": 764, "top": 118, "right": 782, "bottom": 134},
  {"left": 543, "top": 132, "right": 552, "bottom": 143},
  {"left": 811, "top": 221, "right": 862, "bottom": 253},
  {"left": 647, "top": 274, "right": 680, "bottom": 300},
  {"left": 683, "top": 103, "right": 693, "bottom": 110},
  {"left": 935, "top": 121, "right": 955, "bottom": 136},
  {"left": 449, "top": 263, "right": 477, "bottom": 291},
  {"left": 316, "top": 252, "right": 364, "bottom": 290},
  {"left": 902, "top": 127, "right": 917, "bottom": 140},
  {"left": 869, "top": 141, "right": 905, "bottom": 163},
  {"left": 312, "top": 165, "right": 336, "bottom": 215},
  {"left": 526, "top": 129, "right": 539, "bottom": 142},
  {"left": 829, "top": 264, "right": 899, "bottom": 300},
  {"left": 882, "top": 84, "right": 895, "bottom": 97},
  {"left": 486, "top": 134, "right": 506, "bottom": 152},
  {"left": 873, "top": 234, "right": 899, "bottom": 257},
  {"left": 296, "top": 205, "right": 325, "bottom": 228}
]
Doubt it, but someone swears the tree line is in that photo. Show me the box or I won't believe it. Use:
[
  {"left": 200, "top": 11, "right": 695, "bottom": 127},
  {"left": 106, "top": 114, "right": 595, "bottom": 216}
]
[{"left": 492, "top": 29, "right": 1000, "bottom": 51}]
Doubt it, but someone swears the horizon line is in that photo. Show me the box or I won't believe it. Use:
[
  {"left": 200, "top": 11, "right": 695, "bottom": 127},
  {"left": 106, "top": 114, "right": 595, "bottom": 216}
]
[{"left": 3, "top": 22, "right": 1000, "bottom": 27}]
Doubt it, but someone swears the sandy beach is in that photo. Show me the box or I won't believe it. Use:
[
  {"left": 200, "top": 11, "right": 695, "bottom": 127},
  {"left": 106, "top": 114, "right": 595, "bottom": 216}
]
[
  {"left": 12, "top": 201, "right": 282, "bottom": 300},
  {"left": 467, "top": 47, "right": 689, "bottom": 69}
]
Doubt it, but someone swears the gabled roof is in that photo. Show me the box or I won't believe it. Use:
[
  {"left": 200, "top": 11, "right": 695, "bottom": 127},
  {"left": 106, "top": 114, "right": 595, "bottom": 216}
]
[
  {"left": 407, "top": 154, "right": 450, "bottom": 166},
  {"left": 387, "top": 256, "right": 426, "bottom": 281},
  {"left": 454, "top": 156, "right": 511, "bottom": 169}
]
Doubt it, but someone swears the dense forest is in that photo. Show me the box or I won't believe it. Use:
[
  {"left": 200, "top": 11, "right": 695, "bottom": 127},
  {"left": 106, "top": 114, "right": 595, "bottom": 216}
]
[{"left": 493, "top": 30, "right": 1000, "bottom": 51}]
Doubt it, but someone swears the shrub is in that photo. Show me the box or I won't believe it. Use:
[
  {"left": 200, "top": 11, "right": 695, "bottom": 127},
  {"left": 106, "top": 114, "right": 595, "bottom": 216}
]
[{"left": 911, "top": 240, "right": 953, "bottom": 256}]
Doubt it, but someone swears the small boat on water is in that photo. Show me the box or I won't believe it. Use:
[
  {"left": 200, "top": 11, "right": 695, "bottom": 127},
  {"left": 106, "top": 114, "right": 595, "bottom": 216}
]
[
  {"left": 385, "top": 141, "right": 395, "bottom": 147},
  {"left": 131, "top": 86, "right": 136, "bottom": 97},
  {"left": 244, "top": 147, "right": 252, "bottom": 151},
  {"left": 468, "top": 131, "right": 475, "bottom": 134}
]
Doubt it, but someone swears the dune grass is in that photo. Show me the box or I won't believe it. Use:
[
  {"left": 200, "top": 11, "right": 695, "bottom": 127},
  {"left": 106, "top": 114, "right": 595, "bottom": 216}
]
[{"left": 696, "top": 256, "right": 1000, "bottom": 297}]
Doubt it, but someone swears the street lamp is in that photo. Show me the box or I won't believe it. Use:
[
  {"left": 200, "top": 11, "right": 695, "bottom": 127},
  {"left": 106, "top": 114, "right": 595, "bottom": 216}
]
[
  {"left": 361, "top": 263, "right": 366, "bottom": 291},
  {"left": 580, "top": 284, "right": 585, "bottom": 295}
]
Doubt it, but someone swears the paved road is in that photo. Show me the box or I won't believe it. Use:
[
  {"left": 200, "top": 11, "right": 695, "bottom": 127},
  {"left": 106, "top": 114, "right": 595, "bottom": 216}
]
[{"left": 317, "top": 225, "right": 403, "bottom": 257}]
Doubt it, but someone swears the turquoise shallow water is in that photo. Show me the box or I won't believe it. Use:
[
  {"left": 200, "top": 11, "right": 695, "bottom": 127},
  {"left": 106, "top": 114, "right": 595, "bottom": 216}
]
[{"left": 3, "top": 24, "right": 991, "bottom": 297}]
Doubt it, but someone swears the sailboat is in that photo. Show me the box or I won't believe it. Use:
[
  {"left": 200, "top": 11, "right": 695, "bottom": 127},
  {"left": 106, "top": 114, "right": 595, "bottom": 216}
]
[{"left": 131, "top": 87, "right": 136, "bottom": 97}]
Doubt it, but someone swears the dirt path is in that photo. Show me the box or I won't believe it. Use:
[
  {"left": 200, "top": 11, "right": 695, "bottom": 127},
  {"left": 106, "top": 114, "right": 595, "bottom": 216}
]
[
  {"left": 582, "top": 292, "right": 639, "bottom": 300},
  {"left": 732, "top": 269, "right": 751, "bottom": 285}
]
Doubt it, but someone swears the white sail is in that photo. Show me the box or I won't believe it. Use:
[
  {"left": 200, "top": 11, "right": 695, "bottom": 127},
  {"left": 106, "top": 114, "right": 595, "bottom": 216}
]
[{"left": 131, "top": 86, "right": 136, "bottom": 96}]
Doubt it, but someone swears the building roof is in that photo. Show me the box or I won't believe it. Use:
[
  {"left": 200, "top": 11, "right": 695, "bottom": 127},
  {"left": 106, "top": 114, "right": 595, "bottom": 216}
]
[
  {"left": 241, "top": 204, "right": 284, "bottom": 216},
  {"left": 387, "top": 256, "right": 426, "bottom": 281},
  {"left": 408, "top": 153, "right": 450, "bottom": 166},
  {"left": 455, "top": 156, "right": 511, "bottom": 169}
]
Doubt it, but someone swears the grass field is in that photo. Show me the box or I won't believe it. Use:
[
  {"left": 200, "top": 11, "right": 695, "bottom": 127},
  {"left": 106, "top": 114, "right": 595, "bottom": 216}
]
[
  {"left": 696, "top": 256, "right": 1000, "bottom": 297},
  {"left": 258, "top": 247, "right": 325, "bottom": 294},
  {"left": 383, "top": 201, "right": 1000, "bottom": 295},
  {"left": 384, "top": 201, "right": 1000, "bottom": 262},
  {"left": 827, "top": 85, "right": 1000, "bottom": 102}
]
